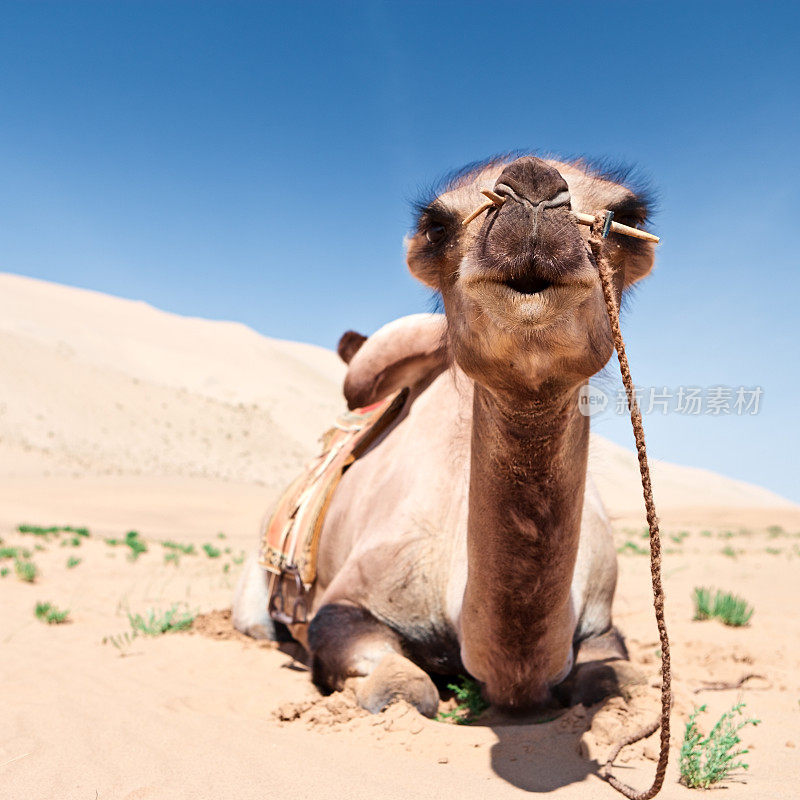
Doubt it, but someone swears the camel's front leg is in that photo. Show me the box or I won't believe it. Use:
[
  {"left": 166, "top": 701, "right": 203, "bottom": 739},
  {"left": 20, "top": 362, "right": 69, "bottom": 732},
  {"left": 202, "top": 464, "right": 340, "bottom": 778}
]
[{"left": 308, "top": 602, "right": 440, "bottom": 718}]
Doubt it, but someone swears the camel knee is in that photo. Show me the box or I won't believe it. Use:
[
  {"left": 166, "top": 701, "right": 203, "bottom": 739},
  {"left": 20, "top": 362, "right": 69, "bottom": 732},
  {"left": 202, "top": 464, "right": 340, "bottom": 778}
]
[
  {"left": 557, "top": 627, "right": 645, "bottom": 707},
  {"left": 307, "top": 603, "right": 439, "bottom": 717},
  {"left": 307, "top": 603, "right": 402, "bottom": 689}
]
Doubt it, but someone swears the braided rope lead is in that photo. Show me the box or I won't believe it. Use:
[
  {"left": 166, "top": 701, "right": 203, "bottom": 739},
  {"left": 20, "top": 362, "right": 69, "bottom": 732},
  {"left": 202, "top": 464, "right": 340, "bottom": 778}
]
[{"left": 589, "top": 213, "right": 672, "bottom": 800}]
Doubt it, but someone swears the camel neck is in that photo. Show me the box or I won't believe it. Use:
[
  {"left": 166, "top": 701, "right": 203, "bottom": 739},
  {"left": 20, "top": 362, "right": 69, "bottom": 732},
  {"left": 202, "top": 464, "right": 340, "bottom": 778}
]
[{"left": 460, "top": 381, "right": 589, "bottom": 708}]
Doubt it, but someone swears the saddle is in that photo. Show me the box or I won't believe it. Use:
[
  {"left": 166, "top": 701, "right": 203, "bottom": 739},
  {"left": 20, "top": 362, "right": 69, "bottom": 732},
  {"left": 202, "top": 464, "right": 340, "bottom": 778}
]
[{"left": 259, "top": 387, "right": 408, "bottom": 626}]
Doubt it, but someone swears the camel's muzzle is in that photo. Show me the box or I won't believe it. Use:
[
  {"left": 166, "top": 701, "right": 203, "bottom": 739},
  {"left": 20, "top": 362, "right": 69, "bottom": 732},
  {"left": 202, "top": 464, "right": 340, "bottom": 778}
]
[{"left": 471, "top": 157, "right": 589, "bottom": 294}]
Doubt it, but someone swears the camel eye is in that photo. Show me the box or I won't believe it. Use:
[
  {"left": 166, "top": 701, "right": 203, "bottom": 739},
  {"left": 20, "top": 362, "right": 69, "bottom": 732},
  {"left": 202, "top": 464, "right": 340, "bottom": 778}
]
[{"left": 425, "top": 225, "right": 446, "bottom": 244}]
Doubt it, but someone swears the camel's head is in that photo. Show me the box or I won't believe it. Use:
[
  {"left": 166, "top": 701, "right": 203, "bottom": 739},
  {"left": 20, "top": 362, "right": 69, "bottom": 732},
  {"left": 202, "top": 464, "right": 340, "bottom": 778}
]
[{"left": 407, "top": 155, "right": 655, "bottom": 396}]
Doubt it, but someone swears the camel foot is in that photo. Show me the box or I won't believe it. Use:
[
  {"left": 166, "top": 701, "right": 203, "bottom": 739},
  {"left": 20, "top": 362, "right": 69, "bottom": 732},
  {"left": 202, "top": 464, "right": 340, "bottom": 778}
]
[{"left": 354, "top": 652, "right": 440, "bottom": 718}]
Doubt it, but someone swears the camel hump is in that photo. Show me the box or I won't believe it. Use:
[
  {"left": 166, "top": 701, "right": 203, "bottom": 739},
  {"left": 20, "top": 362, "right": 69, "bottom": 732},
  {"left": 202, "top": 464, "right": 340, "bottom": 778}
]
[{"left": 342, "top": 313, "right": 448, "bottom": 410}]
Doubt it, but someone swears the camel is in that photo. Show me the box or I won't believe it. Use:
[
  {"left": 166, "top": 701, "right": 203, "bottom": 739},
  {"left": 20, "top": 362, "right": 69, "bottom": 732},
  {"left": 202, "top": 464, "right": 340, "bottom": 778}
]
[{"left": 233, "top": 154, "right": 656, "bottom": 716}]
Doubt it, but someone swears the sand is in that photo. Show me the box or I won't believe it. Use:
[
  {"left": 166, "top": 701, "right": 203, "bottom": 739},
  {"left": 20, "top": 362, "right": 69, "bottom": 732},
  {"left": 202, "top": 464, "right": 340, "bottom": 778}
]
[{"left": 1, "top": 272, "right": 798, "bottom": 799}]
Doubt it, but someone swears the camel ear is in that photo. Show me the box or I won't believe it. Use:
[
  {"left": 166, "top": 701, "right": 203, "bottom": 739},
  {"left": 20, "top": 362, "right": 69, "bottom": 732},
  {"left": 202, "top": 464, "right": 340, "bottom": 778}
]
[
  {"left": 343, "top": 314, "right": 448, "bottom": 410},
  {"left": 619, "top": 238, "right": 656, "bottom": 288},
  {"left": 554, "top": 161, "right": 656, "bottom": 289},
  {"left": 337, "top": 330, "right": 367, "bottom": 364},
  {"left": 405, "top": 234, "right": 441, "bottom": 290}
]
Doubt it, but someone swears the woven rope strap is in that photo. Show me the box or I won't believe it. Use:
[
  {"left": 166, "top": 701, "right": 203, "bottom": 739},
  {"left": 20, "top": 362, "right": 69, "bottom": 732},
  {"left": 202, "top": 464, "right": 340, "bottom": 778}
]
[{"left": 589, "top": 213, "right": 672, "bottom": 800}]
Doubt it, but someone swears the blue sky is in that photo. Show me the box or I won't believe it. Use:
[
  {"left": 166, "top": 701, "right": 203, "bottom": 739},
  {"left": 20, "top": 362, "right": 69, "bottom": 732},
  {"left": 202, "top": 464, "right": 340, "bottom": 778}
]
[{"left": 2, "top": 1, "right": 798, "bottom": 502}]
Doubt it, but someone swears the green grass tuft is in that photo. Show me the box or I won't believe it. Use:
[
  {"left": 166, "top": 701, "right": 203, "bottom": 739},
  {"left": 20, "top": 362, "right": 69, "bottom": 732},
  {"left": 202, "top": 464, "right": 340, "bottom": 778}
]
[
  {"left": 693, "top": 587, "right": 754, "bottom": 627},
  {"left": 66, "top": 556, "right": 82, "bottom": 569},
  {"left": 34, "top": 601, "right": 70, "bottom": 624},
  {"left": 163, "top": 551, "right": 180, "bottom": 566},
  {"left": 202, "top": 543, "right": 221, "bottom": 559},
  {"left": 617, "top": 540, "right": 649, "bottom": 556},
  {"left": 680, "top": 702, "right": 760, "bottom": 788},
  {"left": 14, "top": 559, "right": 38, "bottom": 582},
  {"left": 0, "top": 566, "right": 9, "bottom": 577},
  {"left": 17, "top": 523, "right": 89, "bottom": 539},
  {"left": 123, "top": 530, "right": 147, "bottom": 560},
  {"left": 161, "top": 540, "right": 197, "bottom": 555},
  {"left": 106, "top": 530, "right": 148, "bottom": 560},
  {"left": 436, "top": 676, "right": 489, "bottom": 725},
  {"left": 127, "top": 604, "right": 196, "bottom": 636},
  {"left": 102, "top": 630, "right": 139, "bottom": 654},
  {"left": 721, "top": 545, "right": 737, "bottom": 558}
]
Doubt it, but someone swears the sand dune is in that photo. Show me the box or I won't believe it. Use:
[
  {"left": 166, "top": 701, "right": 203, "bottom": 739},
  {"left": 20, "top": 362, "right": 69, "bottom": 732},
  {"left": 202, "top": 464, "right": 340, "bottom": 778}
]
[
  {"left": 0, "top": 272, "right": 792, "bottom": 518},
  {"left": 2, "top": 272, "right": 798, "bottom": 800},
  {"left": 0, "top": 273, "right": 344, "bottom": 487}
]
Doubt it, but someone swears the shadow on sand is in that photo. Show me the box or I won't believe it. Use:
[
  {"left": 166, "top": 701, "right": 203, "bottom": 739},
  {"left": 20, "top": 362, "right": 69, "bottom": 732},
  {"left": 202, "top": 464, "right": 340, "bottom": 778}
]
[{"left": 476, "top": 706, "right": 603, "bottom": 793}]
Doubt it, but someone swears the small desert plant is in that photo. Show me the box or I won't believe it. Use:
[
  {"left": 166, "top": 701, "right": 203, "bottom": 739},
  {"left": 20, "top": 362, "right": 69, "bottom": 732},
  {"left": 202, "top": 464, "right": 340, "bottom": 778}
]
[
  {"left": 693, "top": 587, "right": 753, "bottom": 627},
  {"left": 34, "top": 601, "right": 70, "bottom": 624},
  {"left": 102, "top": 630, "right": 139, "bottom": 655},
  {"left": 18, "top": 524, "right": 61, "bottom": 538},
  {"left": 161, "top": 540, "right": 196, "bottom": 555},
  {"left": 617, "top": 540, "right": 649, "bottom": 556},
  {"left": 436, "top": 676, "right": 489, "bottom": 725},
  {"left": 766, "top": 524, "right": 784, "bottom": 537},
  {"left": 679, "top": 702, "right": 760, "bottom": 788},
  {"left": 0, "top": 566, "right": 9, "bottom": 577},
  {"left": 670, "top": 530, "right": 690, "bottom": 544},
  {"left": 721, "top": 545, "right": 737, "bottom": 558},
  {"left": 217, "top": 532, "right": 226, "bottom": 539},
  {"left": 202, "top": 543, "right": 221, "bottom": 559},
  {"left": 123, "top": 530, "right": 147, "bottom": 560},
  {"left": 163, "top": 551, "right": 180, "bottom": 566},
  {"left": 127, "top": 605, "right": 195, "bottom": 636},
  {"left": 106, "top": 530, "right": 148, "bottom": 560},
  {"left": 18, "top": 523, "right": 89, "bottom": 538},
  {"left": 66, "top": 556, "right": 82, "bottom": 569},
  {"left": 14, "top": 559, "right": 38, "bottom": 582}
]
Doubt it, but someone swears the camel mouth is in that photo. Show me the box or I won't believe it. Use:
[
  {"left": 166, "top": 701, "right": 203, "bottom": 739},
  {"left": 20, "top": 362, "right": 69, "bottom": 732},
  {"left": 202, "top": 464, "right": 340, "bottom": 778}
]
[
  {"left": 463, "top": 273, "right": 594, "bottom": 329},
  {"left": 501, "top": 274, "right": 552, "bottom": 296}
]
